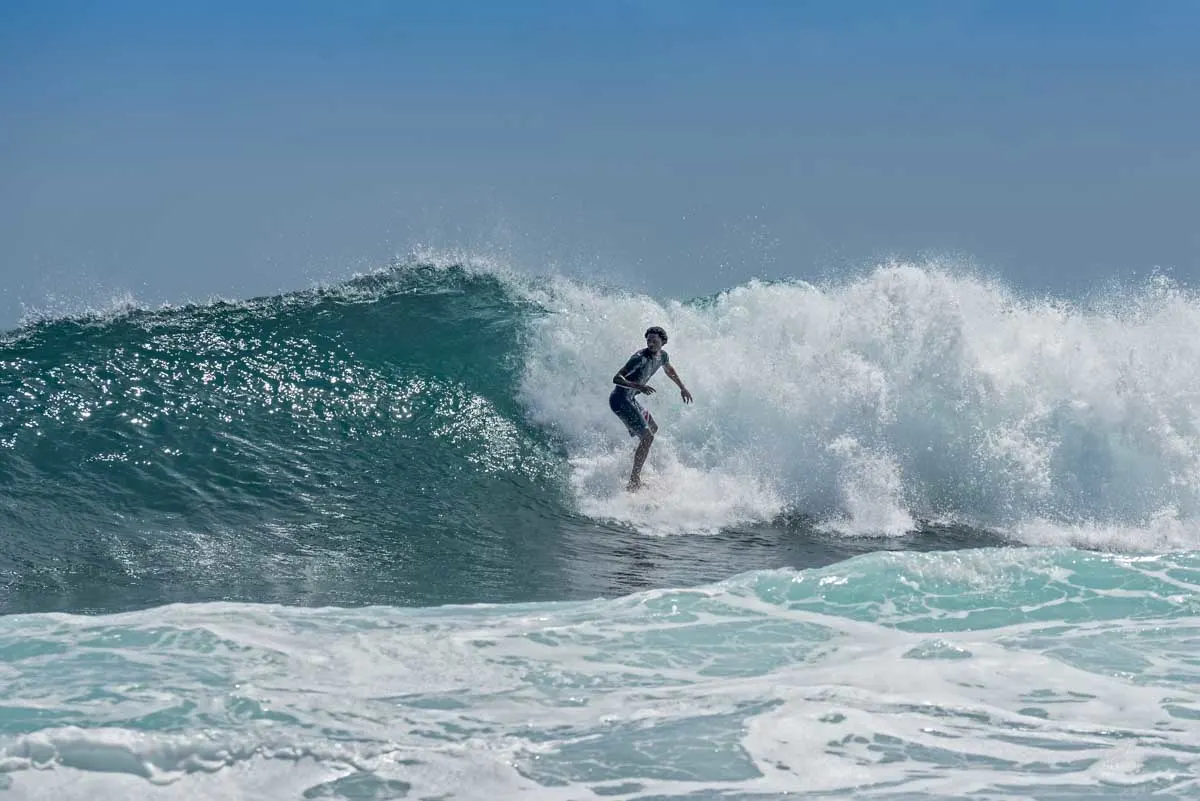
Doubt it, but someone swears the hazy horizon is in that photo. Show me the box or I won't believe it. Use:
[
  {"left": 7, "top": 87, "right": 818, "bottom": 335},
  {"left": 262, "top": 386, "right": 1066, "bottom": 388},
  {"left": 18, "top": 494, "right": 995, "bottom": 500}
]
[{"left": 2, "top": 0, "right": 1198, "bottom": 327}]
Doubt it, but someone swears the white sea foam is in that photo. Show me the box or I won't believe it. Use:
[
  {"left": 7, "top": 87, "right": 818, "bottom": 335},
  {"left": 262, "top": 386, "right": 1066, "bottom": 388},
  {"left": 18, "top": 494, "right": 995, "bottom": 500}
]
[{"left": 3, "top": 550, "right": 1200, "bottom": 800}]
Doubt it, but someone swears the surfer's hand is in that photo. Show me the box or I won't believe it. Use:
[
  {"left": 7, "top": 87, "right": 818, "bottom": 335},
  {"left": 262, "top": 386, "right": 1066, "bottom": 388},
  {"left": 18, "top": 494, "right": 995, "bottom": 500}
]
[
  {"left": 639, "top": 384, "right": 656, "bottom": 395},
  {"left": 681, "top": 388, "right": 693, "bottom": 404}
]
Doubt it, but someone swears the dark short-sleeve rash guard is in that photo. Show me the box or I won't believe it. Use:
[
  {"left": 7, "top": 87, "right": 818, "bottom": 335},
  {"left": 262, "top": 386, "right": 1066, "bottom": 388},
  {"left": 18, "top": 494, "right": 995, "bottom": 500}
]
[{"left": 612, "top": 348, "right": 669, "bottom": 401}]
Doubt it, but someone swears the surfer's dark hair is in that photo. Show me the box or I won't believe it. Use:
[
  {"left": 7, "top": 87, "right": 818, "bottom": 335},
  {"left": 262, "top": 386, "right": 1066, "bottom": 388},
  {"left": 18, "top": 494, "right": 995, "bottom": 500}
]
[{"left": 645, "top": 326, "right": 668, "bottom": 344}]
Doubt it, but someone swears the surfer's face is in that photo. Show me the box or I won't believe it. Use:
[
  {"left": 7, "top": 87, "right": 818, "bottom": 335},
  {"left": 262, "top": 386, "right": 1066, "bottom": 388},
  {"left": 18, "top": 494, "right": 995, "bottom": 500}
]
[{"left": 645, "top": 332, "right": 664, "bottom": 352}]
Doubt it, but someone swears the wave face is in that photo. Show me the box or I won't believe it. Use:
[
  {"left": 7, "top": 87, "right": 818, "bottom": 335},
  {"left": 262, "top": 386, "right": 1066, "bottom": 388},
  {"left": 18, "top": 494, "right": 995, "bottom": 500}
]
[
  {"left": 2, "top": 549, "right": 1199, "bottom": 800},
  {"left": 0, "top": 265, "right": 565, "bottom": 612},
  {"left": 6, "top": 261, "right": 1200, "bottom": 612}
]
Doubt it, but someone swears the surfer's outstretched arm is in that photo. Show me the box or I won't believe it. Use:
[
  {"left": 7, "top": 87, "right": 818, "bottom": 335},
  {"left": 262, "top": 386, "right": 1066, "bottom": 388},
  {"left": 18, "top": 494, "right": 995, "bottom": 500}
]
[{"left": 664, "top": 365, "right": 692, "bottom": 404}]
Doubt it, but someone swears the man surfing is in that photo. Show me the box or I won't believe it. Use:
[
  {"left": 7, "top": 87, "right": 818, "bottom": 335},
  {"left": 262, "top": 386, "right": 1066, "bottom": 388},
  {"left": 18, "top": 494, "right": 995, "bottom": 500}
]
[{"left": 609, "top": 326, "right": 693, "bottom": 491}]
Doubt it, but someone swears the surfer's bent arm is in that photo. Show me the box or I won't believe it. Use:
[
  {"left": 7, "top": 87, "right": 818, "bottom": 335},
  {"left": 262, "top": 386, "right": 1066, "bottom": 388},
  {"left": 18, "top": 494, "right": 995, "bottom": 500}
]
[
  {"left": 664, "top": 365, "right": 693, "bottom": 403},
  {"left": 613, "top": 373, "right": 652, "bottom": 394}
]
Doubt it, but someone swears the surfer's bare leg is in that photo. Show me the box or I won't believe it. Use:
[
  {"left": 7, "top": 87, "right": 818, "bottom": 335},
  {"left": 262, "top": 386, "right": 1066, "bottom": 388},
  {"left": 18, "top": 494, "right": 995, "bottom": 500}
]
[
  {"left": 627, "top": 414, "right": 658, "bottom": 491},
  {"left": 628, "top": 430, "right": 654, "bottom": 491}
]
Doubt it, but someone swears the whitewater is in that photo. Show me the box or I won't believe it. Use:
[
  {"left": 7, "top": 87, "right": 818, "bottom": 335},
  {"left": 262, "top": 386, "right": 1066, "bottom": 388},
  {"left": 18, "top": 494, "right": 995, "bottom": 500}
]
[
  {"left": 523, "top": 261, "right": 1200, "bottom": 547},
  {"left": 3, "top": 259, "right": 1200, "bottom": 799}
]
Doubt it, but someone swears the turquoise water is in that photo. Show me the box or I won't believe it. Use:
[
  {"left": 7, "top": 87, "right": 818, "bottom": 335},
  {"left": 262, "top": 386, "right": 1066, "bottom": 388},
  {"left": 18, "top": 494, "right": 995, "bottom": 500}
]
[{"left": 4, "top": 261, "right": 1200, "bottom": 798}]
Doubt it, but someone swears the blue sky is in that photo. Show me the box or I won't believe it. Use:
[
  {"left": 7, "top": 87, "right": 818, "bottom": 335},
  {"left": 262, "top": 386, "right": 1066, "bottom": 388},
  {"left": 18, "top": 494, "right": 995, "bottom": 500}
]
[{"left": 2, "top": 1, "right": 1197, "bottom": 325}]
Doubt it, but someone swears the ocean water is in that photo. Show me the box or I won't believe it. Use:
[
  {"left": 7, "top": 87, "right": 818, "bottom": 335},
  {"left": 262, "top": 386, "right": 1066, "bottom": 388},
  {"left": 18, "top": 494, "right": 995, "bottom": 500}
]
[{"left": 3, "top": 260, "right": 1200, "bottom": 799}]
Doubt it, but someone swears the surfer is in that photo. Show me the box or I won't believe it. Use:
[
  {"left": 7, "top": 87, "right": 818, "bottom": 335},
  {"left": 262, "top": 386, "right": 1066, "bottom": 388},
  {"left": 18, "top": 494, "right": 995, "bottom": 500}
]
[{"left": 610, "top": 325, "right": 693, "bottom": 491}]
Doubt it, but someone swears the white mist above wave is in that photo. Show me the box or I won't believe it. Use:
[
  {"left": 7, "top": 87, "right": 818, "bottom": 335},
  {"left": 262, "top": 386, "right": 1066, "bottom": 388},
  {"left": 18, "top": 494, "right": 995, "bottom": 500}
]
[{"left": 518, "top": 262, "right": 1200, "bottom": 549}]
